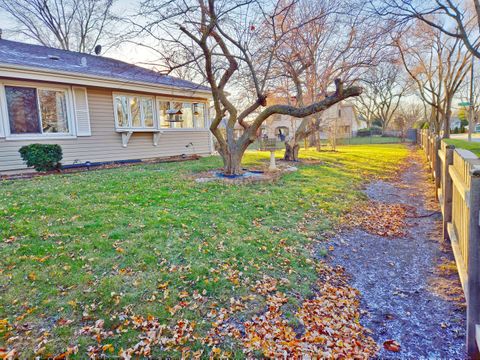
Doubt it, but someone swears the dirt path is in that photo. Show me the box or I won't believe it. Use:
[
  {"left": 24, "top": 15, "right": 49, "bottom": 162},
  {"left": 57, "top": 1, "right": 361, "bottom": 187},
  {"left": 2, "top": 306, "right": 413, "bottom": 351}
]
[{"left": 328, "top": 149, "right": 466, "bottom": 358}]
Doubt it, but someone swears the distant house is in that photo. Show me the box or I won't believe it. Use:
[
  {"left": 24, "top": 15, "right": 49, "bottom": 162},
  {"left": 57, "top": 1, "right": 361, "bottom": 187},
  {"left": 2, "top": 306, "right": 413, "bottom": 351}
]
[
  {"left": 263, "top": 94, "right": 364, "bottom": 141},
  {"left": 0, "top": 40, "right": 213, "bottom": 172},
  {"left": 316, "top": 101, "right": 365, "bottom": 139},
  {"left": 450, "top": 117, "right": 462, "bottom": 130}
]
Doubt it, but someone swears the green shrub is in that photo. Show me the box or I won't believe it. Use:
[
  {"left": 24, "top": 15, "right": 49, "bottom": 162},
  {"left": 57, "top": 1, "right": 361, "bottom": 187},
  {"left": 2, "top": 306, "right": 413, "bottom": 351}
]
[
  {"left": 422, "top": 122, "right": 430, "bottom": 129},
  {"left": 356, "top": 128, "right": 371, "bottom": 137},
  {"left": 19, "top": 144, "right": 63, "bottom": 172},
  {"left": 453, "top": 127, "right": 459, "bottom": 134}
]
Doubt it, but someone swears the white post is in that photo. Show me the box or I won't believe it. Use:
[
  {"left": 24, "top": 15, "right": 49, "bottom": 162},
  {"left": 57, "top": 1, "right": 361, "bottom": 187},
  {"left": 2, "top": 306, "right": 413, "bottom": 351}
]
[{"left": 269, "top": 151, "right": 276, "bottom": 171}]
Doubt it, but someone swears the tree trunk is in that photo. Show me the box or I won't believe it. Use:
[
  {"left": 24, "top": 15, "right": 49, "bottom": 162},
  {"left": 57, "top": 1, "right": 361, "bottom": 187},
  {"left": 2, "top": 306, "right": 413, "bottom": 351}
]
[
  {"left": 284, "top": 141, "right": 300, "bottom": 161},
  {"left": 315, "top": 130, "right": 321, "bottom": 151},
  {"left": 218, "top": 138, "right": 251, "bottom": 175},
  {"left": 222, "top": 153, "right": 242, "bottom": 175},
  {"left": 443, "top": 114, "right": 451, "bottom": 139},
  {"left": 444, "top": 101, "right": 452, "bottom": 139}
]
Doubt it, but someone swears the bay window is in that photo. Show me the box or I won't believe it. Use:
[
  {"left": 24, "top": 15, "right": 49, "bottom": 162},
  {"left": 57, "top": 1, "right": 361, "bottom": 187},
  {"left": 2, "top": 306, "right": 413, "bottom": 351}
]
[
  {"left": 158, "top": 100, "right": 208, "bottom": 129},
  {"left": 4, "top": 85, "right": 70, "bottom": 136},
  {"left": 114, "top": 94, "right": 155, "bottom": 129}
]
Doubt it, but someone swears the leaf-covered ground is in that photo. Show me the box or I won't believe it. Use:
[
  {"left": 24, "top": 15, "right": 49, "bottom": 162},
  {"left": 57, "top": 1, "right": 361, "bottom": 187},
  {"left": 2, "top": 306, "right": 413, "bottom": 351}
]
[
  {"left": 329, "top": 149, "right": 466, "bottom": 358},
  {"left": 0, "top": 144, "right": 408, "bottom": 358}
]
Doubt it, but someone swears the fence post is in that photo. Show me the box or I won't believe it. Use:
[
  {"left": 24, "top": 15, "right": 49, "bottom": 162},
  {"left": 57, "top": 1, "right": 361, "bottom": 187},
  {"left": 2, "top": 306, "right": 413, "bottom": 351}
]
[
  {"left": 434, "top": 137, "right": 441, "bottom": 200},
  {"left": 425, "top": 134, "right": 431, "bottom": 159},
  {"left": 427, "top": 133, "right": 431, "bottom": 158},
  {"left": 442, "top": 145, "right": 454, "bottom": 240},
  {"left": 467, "top": 166, "right": 480, "bottom": 358}
]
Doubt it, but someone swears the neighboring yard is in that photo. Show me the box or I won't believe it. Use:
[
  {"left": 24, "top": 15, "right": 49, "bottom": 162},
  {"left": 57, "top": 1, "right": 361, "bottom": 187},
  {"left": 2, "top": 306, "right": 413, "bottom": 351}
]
[
  {"left": 250, "top": 136, "right": 409, "bottom": 150},
  {"left": 0, "top": 145, "right": 408, "bottom": 358},
  {"left": 334, "top": 136, "right": 410, "bottom": 145},
  {"left": 444, "top": 138, "right": 480, "bottom": 157}
]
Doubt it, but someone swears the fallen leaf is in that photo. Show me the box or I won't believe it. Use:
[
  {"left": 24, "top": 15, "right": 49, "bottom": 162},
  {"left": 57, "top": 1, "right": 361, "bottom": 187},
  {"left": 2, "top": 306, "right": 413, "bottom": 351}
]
[{"left": 383, "top": 339, "right": 401, "bottom": 352}]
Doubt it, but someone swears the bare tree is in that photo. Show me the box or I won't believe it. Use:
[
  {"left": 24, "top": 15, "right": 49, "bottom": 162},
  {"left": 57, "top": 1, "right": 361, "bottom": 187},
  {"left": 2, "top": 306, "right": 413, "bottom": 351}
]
[
  {"left": 0, "top": 0, "right": 121, "bottom": 53},
  {"left": 459, "top": 67, "right": 480, "bottom": 123},
  {"left": 269, "top": 0, "right": 333, "bottom": 160},
  {"left": 394, "top": 101, "right": 424, "bottom": 138},
  {"left": 356, "top": 62, "right": 409, "bottom": 133},
  {"left": 264, "top": 0, "right": 385, "bottom": 160},
  {"left": 373, "top": 1, "right": 480, "bottom": 59},
  {"left": 138, "top": 0, "right": 362, "bottom": 174},
  {"left": 395, "top": 23, "right": 471, "bottom": 137},
  {"left": 355, "top": 92, "right": 378, "bottom": 129}
]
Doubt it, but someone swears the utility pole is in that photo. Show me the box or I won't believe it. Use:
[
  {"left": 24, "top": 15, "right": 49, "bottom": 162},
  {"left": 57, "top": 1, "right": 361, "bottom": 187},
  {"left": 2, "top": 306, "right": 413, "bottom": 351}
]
[{"left": 469, "top": 55, "right": 475, "bottom": 142}]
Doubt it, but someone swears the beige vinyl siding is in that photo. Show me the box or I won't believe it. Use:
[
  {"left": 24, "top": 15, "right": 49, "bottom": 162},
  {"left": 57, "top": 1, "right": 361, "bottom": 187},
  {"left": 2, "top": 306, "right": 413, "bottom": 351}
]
[{"left": 0, "top": 87, "right": 212, "bottom": 172}]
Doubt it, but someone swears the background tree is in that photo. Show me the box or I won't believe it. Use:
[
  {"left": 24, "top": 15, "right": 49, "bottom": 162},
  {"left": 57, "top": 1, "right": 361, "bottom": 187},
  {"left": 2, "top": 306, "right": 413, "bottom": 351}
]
[
  {"left": 459, "top": 66, "right": 480, "bottom": 123},
  {"left": 375, "top": 0, "right": 480, "bottom": 59},
  {"left": 356, "top": 61, "right": 409, "bottom": 133},
  {"left": 266, "top": 0, "right": 385, "bottom": 160},
  {"left": 393, "top": 101, "right": 424, "bottom": 138},
  {"left": 0, "top": 0, "right": 121, "bottom": 53},
  {"left": 138, "top": 0, "right": 362, "bottom": 174},
  {"left": 355, "top": 91, "right": 377, "bottom": 129},
  {"left": 395, "top": 22, "right": 471, "bottom": 137}
]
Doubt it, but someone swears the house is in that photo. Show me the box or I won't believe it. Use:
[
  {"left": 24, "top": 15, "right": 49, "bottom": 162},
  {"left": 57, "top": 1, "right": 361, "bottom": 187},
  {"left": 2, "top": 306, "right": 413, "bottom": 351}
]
[
  {"left": 263, "top": 95, "right": 364, "bottom": 141},
  {"left": 450, "top": 117, "right": 462, "bottom": 130},
  {"left": 0, "top": 39, "right": 213, "bottom": 173},
  {"left": 316, "top": 101, "right": 364, "bottom": 139}
]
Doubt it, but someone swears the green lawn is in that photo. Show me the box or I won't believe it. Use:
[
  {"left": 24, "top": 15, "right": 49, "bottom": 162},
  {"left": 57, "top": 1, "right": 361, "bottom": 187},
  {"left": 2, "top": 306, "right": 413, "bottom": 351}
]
[
  {"left": 337, "top": 136, "right": 409, "bottom": 145},
  {"left": 444, "top": 138, "right": 480, "bottom": 157},
  {"left": 0, "top": 144, "right": 408, "bottom": 358}
]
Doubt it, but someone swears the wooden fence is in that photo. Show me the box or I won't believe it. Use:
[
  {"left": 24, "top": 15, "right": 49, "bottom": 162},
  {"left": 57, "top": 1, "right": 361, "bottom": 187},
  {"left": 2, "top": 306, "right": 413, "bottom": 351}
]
[{"left": 419, "top": 129, "right": 480, "bottom": 357}]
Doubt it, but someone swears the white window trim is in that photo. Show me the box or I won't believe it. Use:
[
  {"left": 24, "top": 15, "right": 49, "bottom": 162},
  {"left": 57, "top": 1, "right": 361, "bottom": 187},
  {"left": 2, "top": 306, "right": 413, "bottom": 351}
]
[
  {"left": 0, "top": 80, "right": 77, "bottom": 140},
  {"left": 0, "top": 85, "right": 6, "bottom": 138},
  {"left": 113, "top": 92, "right": 157, "bottom": 131},
  {"left": 156, "top": 97, "right": 209, "bottom": 131}
]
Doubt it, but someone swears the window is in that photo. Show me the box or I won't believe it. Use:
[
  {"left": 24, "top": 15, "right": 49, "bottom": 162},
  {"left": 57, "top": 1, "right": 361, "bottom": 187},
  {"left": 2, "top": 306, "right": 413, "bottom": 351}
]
[
  {"left": 39, "top": 89, "right": 69, "bottom": 133},
  {"left": 114, "top": 94, "right": 155, "bottom": 129},
  {"left": 182, "top": 103, "right": 194, "bottom": 128},
  {"left": 130, "top": 97, "right": 141, "bottom": 127},
  {"left": 115, "top": 96, "right": 129, "bottom": 127},
  {"left": 142, "top": 98, "right": 154, "bottom": 127},
  {"left": 158, "top": 100, "right": 208, "bottom": 129},
  {"left": 4, "top": 85, "right": 70, "bottom": 135},
  {"left": 193, "top": 103, "right": 207, "bottom": 128}
]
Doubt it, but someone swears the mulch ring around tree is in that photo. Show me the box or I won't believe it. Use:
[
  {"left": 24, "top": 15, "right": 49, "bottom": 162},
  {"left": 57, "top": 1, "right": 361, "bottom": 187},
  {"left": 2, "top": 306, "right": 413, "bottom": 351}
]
[{"left": 192, "top": 164, "right": 299, "bottom": 185}]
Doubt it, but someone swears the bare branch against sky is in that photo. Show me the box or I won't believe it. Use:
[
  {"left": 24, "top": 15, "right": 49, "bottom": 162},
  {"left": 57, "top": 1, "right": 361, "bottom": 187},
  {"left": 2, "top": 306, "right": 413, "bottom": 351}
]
[
  {"left": 372, "top": 0, "right": 480, "bottom": 59},
  {"left": 0, "top": 0, "right": 128, "bottom": 53}
]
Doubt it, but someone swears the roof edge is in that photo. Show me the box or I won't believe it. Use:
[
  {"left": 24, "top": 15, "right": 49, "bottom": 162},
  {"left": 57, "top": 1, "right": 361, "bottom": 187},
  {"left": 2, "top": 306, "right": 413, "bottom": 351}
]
[{"left": 0, "top": 62, "right": 212, "bottom": 98}]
